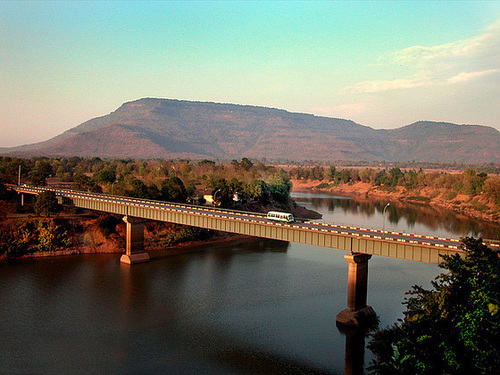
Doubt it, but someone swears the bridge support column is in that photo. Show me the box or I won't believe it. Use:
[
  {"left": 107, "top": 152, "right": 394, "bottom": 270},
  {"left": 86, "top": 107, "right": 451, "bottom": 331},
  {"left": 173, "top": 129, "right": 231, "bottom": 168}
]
[
  {"left": 120, "top": 216, "right": 150, "bottom": 265},
  {"left": 336, "top": 253, "right": 376, "bottom": 326}
]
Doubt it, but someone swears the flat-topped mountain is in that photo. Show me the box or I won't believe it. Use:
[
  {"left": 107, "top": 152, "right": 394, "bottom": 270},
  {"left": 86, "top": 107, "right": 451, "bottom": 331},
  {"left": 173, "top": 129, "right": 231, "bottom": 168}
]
[{"left": 4, "top": 98, "right": 500, "bottom": 163}]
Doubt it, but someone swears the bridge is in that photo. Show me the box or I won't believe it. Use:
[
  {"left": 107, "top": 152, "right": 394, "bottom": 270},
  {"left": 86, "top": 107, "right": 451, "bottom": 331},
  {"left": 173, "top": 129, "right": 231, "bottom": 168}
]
[{"left": 10, "top": 184, "right": 493, "bottom": 326}]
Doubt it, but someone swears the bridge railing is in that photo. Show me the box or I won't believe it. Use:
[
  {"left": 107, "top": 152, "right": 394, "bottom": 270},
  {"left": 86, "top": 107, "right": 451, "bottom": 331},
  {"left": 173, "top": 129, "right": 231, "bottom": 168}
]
[
  {"left": 9, "top": 183, "right": 269, "bottom": 218},
  {"left": 9, "top": 184, "right": 500, "bottom": 252}
]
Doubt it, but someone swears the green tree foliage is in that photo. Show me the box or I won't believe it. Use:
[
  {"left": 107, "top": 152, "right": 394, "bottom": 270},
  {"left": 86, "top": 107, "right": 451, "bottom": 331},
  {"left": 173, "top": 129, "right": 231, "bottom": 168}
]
[
  {"left": 0, "top": 157, "right": 25, "bottom": 184},
  {"left": 72, "top": 171, "right": 90, "bottom": 190},
  {"left": 207, "top": 178, "right": 233, "bottom": 207},
  {"left": 198, "top": 159, "right": 215, "bottom": 166},
  {"left": 0, "top": 219, "right": 73, "bottom": 257},
  {"left": 29, "top": 171, "right": 46, "bottom": 185},
  {"left": 147, "top": 223, "right": 213, "bottom": 249},
  {"left": 96, "top": 214, "right": 121, "bottom": 236},
  {"left": 0, "top": 182, "right": 9, "bottom": 200},
  {"left": 368, "top": 237, "right": 500, "bottom": 374},
  {"left": 462, "top": 168, "right": 486, "bottom": 195},
  {"left": 388, "top": 168, "right": 404, "bottom": 186},
  {"left": 34, "top": 191, "right": 60, "bottom": 217},
  {"left": 484, "top": 176, "right": 500, "bottom": 207},
  {"left": 242, "top": 179, "right": 270, "bottom": 203},
  {"left": 92, "top": 169, "right": 116, "bottom": 184},
  {"left": 126, "top": 178, "right": 149, "bottom": 199},
  {"left": 325, "top": 165, "right": 336, "bottom": 181},
  {"left": 36, "top": 219, "right": 72, "bottom": 252},
  {"left": 267, "top": 171, "right": 292, "bottom": 203},
  {"left": 160, "top": 177, "right": 187, "bottom": 203},
  {"left": 240, "top": 157, "right": 254, "bottom": 171},
  {"left": 0, "top": 221, "right": 33, "bottom": 256}
]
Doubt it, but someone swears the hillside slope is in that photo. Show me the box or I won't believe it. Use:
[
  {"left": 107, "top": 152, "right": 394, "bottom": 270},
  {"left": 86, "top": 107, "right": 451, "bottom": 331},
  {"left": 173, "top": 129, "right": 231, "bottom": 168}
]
[{"left": 4, "top": 98, "right": 500, "bottom": 163}]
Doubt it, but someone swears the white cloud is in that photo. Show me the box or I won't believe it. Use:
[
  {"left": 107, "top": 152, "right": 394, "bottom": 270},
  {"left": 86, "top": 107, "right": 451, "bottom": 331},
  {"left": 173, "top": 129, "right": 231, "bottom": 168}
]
[
  {"left": 447, "top": 69, "right": 500, "bottom": 84},
  {"left": 395, "top": 19, "right": 500, "bottom": 65},
  {"left": 342, "top": 18, "right": 500, "bottom": 94},
  {"left": 344, "top": 77, "right": 434, "bottom": 94}
]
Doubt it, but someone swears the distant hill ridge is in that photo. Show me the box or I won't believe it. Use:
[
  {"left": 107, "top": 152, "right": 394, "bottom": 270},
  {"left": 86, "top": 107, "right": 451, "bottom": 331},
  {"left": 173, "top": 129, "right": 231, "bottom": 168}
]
[{"left": 3, "top": 98, "right": 500, "bottom": 163}]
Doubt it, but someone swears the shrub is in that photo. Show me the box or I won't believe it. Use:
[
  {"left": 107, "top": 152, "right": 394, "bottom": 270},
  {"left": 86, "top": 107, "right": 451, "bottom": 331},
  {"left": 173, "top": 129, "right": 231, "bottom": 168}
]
[
  {"left": 368, "top": 237, "right": 500, "bottom": 374},
  {"left": 34, "top": 191, "right": 60, "bottom": 217}
]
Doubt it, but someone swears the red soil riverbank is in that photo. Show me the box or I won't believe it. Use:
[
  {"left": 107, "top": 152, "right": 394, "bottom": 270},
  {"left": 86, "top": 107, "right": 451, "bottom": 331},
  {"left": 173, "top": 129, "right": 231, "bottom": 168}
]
[
  {"left": 291, "top": 179, "right": 500, "bottom": 224},
  {"left": 0, "top": 198, "right": 320, "bottom": 261}
]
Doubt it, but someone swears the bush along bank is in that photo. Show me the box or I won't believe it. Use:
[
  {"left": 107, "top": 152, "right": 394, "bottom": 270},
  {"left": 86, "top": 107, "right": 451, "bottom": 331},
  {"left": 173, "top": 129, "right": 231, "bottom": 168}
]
[{"left": 0, "top": 218, "right": 76, "bottom": 258}]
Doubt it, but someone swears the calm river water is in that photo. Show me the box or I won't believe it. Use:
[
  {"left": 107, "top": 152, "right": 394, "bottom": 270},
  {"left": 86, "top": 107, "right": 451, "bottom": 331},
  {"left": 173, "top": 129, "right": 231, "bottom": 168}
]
[{"left": 1, "top": 192, "right": 498, "bottom": 374}]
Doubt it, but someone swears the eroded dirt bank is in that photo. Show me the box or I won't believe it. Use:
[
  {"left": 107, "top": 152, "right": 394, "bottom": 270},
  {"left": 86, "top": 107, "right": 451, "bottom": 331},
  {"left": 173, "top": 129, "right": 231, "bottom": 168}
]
[{"left": 291, "top": 179, "right": 500, "bottom": 223}]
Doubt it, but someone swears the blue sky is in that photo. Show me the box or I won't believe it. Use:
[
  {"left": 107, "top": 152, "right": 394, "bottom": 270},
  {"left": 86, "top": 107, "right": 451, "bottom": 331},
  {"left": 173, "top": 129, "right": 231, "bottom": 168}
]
[{"left": 1, "top": 1, "right": 500, "bottom": 147}]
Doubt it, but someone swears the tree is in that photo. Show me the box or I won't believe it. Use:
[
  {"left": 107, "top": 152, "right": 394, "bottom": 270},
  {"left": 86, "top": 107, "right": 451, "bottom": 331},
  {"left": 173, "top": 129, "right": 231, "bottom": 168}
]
[
  {"left": 0, "top": 182, "right": 8, "bottom": 200},
  {"left": 207, "top": 178, "right": 233, "bottom": 207},
  {"left": 388, "top": 168, "right": 404, "bottom": 187},
  {"left": 30, "top": 170, "right": 48, "bottom": 186},
  {"left": 462, "top": 168, "right": 486, "bottom": 195},
  {"left": 368, "top": 237, "right": 500, "bottom": 374},
  {"left": 34, "top": 191, "right": 60, "bottom": 217},
  {"left": 325, "top": 165, "right": 336, "bottom": 181},
  {"left": 126, "top": 178, "right": 149, "bottom": 199},
  {"left": 267, "top": 172, "right": 292, "bottom": 203},
  {"left": 242, "top": 179, "right": 270, "bottom": 203},
  {"left": 92, "top": 169, "right": 116, "bottom": 184},
  {"left": 72, "top": 171, "right": 91, "bottom": 191},
  {"left": 240, "top": 157, "right": 254, "bottom": 171},
  {"left": 160, "top": 177, "right": 187, "bottom": 203}
]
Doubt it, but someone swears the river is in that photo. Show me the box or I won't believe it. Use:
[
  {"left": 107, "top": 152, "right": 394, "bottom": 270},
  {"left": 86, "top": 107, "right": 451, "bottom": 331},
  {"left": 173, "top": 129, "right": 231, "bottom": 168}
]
[{"left": 1, "top": 192, "right": 498, "bottom": 374}]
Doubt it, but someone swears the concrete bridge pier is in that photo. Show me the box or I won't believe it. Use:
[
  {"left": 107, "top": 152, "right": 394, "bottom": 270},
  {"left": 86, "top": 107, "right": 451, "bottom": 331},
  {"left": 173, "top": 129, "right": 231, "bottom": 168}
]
[
  {"left": 336, "top": 253, "right": 376, "bottom": 326},
  {"left": 120, "top": 216, "right": 150, "bottom": 264}
]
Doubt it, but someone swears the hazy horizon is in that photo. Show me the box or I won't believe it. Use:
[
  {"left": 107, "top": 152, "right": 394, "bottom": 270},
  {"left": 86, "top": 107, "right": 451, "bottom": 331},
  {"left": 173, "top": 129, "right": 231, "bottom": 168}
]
[{"left": 2, "top": 1, "right": 500, "bottom": 147}]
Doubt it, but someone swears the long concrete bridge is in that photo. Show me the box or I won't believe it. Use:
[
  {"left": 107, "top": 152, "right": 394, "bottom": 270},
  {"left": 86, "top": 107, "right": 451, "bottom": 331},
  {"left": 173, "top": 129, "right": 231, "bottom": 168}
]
[{"left": 11, "top": 184, "right": 495, "bottom": 326}]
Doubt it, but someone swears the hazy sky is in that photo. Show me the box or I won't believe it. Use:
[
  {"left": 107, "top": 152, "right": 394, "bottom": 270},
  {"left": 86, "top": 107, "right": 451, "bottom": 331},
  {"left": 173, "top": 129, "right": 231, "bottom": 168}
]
[{"left": 1, "top": 1, "right": 500, "bottom": 147}]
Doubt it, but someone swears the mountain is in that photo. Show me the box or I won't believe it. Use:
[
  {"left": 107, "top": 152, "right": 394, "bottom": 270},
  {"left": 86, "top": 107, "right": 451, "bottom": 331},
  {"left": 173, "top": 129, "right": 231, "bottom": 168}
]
[{"left": 4, "top": 98, "right": 500, "bottom": 163}]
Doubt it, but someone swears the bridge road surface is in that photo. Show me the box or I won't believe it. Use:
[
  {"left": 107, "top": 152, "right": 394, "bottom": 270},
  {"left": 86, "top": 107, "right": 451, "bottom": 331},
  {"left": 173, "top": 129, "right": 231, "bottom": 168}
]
[{"left": 11, "top": 185, "right": 498, "bottom": 263}]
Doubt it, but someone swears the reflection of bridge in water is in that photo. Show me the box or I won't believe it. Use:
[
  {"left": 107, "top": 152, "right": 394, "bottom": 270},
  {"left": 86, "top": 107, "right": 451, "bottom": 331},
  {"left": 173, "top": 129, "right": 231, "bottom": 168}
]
[{"left": 11, "top": 185, "right": 497, "bottom": 328}]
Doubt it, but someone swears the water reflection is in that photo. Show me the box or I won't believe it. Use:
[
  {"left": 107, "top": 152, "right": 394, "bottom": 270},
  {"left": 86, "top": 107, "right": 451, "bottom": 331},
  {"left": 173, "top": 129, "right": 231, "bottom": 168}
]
[
  {"left": 337, "top": 323, "right": 376, "bottom": 375},
  {"left": 5, "top": 193, "right": 496, "bottom": 374},
  {"left": 292, "top": 191, "right": 500, "bottom": 240},
  {"left": 1, "top": 240, "right": 351, "bottom": 374}
]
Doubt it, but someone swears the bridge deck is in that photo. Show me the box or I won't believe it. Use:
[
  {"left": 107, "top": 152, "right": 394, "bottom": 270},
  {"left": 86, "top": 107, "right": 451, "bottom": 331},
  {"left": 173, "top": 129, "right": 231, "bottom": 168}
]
[{"left": 11, "top": 185, "right": 494, "bottom": 264}]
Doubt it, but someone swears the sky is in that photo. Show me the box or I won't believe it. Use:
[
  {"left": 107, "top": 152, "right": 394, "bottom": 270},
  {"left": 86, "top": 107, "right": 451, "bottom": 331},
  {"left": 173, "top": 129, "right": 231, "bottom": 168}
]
[{"left": 1, "top": 1, "right": 500, "bottom": 147}]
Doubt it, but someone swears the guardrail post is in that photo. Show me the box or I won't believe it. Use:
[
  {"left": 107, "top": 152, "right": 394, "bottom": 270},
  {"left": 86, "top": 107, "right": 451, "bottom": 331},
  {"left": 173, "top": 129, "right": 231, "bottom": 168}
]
[
  {"left": 120, "top": 216, "right": 150, "bottom": 264},
  {"left": 336, "top": 252, "right": 376, "bottom": 326}
]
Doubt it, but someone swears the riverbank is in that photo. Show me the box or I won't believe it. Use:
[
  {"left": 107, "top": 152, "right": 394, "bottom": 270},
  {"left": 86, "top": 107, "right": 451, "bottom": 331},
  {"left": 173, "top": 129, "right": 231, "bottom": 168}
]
[
  {"left": 0, "top": 198, "right": 321, "bottom": 261},
  {"left": 291, "top": 178, "right": 500, "bottom": 223},
  {"left": 0, "top": 210, "right": 258, "bottom": 261}
]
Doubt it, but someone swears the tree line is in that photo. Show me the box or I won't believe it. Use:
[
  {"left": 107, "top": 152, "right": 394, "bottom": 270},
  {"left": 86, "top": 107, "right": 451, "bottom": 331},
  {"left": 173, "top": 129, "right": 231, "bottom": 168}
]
[
  {"left": 289, "top": 165, "right": 500, "bottom": 207},
  {"left": 3, "top": 156, "right": 500, "bottom": 209},
  {"left": 0, "top": 156, "right": 292, "bottom": 208}
]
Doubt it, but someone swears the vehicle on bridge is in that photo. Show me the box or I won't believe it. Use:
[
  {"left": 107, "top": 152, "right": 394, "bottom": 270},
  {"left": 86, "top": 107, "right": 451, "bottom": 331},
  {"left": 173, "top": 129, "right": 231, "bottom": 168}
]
[{"left": 266, "top": 211, "right": 294, "bottom": 223}]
